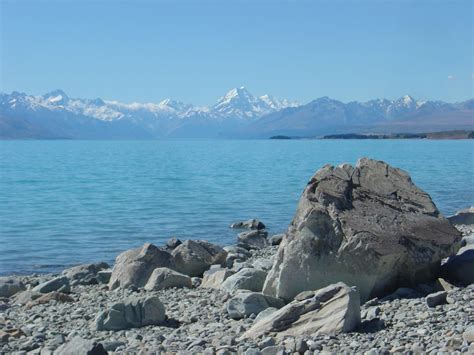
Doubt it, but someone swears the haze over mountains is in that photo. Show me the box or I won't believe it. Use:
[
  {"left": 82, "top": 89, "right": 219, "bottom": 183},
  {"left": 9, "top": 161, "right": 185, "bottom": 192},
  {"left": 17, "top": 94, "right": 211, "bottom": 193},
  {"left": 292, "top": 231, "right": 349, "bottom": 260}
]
[{"left": 0, "top": 87, "right": 472, "bottom": 139}]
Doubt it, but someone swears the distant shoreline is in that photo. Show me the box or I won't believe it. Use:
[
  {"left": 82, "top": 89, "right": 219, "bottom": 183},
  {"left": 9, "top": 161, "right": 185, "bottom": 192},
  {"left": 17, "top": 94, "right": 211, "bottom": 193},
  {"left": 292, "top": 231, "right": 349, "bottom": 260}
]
[{"left": 270, "top": 130, "right": 474, "bottom": 140}]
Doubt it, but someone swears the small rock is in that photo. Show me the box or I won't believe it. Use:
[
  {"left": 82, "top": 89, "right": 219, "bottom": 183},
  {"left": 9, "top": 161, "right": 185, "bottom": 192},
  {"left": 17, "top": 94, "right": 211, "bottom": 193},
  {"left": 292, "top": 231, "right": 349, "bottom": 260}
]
[
  {"left": 226, "top": 292, "right": 284, "bottom": 320},
  {"left": 97, "top": 270, "right": 112, "bottom": 284},
  {"left": 426, "top": 291, "right": 447, "bottom": 307},
  {"left": 269, "top": 234, "right": 285, "bottom": 246},
  {"left": 95, "top": 295, "right": 166, "bottom": 330},
  {"left": 238, "top": 230, "right": 268, "bottom": 249},
  {"left": 221, "top": 268, "right": 267, "bottom": 293},
  {"left": 261, "top": 345, "right": 286, "bottom": 355},
  {"left": 463, "top": 326, "right": 474, "bottom": 343},
  {"left": 172, "top": 240, "right": 228, "bottom": 277},
  {"left": 166, "top": 236, "right": 183, "bottom": 249},
  {"left": 201, "top": 268, "right": 235, "bottom": 289},
  {"left": 62, "top": 262, "right": 109, "bottom": 285},
  {"left": 0, "top": 277, "right": 25, "bottom": 298},
  {"left": 144, "top": 267, "right": 192, "bottom": 291},
  {"left": 0, "top": 330, "right": 9, "bottom": 344},
  {"left": 25, "top": 291, "right": 74, "bottom": 309},
  {"left": 53, "top": 336, "right": 107, "bottom": 355}
]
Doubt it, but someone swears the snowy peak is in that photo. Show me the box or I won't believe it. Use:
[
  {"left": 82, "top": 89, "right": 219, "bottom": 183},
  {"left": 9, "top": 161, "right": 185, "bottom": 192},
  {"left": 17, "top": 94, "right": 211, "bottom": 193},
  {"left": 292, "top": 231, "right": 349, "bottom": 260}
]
[
  {"left": 157, "top": 98, "right": 193, "bottom": 113},
  {"left": 42, "top": 89, "right": 69, "bottom": 105},
  {"left": 212, "top": 87, "right": 298, "bottom": 119}
]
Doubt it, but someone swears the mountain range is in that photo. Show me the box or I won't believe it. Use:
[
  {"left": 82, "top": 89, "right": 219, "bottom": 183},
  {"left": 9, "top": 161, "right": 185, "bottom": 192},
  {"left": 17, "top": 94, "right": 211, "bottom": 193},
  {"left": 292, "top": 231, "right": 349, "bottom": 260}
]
[{"left": 0, "top": 88, "right": 472, "bottom": 139}]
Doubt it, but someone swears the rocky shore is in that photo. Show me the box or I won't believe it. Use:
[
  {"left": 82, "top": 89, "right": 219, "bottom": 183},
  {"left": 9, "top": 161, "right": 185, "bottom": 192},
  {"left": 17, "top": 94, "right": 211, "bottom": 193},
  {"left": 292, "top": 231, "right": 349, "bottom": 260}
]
[{"left": 1, "top": 158, "right": 473, "bottom": 355}]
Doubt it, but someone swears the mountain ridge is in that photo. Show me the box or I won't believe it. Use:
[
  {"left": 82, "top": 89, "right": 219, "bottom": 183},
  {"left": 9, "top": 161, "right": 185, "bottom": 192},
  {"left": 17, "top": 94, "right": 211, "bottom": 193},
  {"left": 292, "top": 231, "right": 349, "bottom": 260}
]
[{"left": 1, "top": 88, "right": 472, "bottom": 139}]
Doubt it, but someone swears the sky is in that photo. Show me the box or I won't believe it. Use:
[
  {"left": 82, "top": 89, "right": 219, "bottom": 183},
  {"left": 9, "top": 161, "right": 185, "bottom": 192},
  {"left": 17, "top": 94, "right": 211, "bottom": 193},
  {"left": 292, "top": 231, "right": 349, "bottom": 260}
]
[{"left": 0, "top": 0, "right": 473, "bottom": 105}]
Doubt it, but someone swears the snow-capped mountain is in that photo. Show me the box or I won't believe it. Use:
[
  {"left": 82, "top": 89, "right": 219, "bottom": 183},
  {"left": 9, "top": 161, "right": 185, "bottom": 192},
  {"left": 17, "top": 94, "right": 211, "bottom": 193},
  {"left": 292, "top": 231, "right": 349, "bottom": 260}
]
[
  {"left": 212, "top": 86, "right": 298, "bottom": 119},
  {"left": 1, "top": 87, "right": 296, "bottom": 123},
  {"left": 0, "top": 89, "right": 472, "bottom": 139},
  {"left": 250, "top": 95, "right": 472, "bottom": 137}
]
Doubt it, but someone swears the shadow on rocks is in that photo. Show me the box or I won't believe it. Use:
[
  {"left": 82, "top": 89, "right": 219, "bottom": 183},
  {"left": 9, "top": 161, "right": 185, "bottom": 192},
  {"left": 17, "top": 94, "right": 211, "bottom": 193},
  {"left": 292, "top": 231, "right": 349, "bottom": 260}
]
[
  {"left": 162, "top": 317, "right": 181, "bottom": 329},
  {"left": 356, "top": 318, "right": 386, "bottom": 333}
]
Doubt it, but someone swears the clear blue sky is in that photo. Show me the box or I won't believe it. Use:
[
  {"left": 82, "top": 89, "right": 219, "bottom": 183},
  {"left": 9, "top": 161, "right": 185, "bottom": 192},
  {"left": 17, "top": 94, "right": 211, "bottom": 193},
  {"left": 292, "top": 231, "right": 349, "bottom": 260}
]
[{"left": 1, "top": 0, "right": 473, "bottom": 105}]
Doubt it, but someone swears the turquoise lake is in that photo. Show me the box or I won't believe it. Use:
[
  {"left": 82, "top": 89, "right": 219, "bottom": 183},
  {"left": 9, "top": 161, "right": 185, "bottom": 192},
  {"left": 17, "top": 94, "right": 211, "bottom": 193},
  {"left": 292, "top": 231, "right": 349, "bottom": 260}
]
[{"left": 0, "top": 139, "right": 473, "bottom": 275}]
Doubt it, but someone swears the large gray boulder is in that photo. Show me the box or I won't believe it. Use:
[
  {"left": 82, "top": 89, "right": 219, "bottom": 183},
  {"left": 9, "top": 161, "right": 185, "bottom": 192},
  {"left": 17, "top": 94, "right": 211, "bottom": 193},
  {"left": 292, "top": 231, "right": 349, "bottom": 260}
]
[
  {"left": 0, "top": 277, "right": 25, "bottom": 298},
  {"left": 221, "top": 268, "right": 267, "bottom": 293},
  {"left": 108, "top": 243, "right": 175, "bottom": 290},
  {"left": 95, "top": 296, "right": 166, "bottom": 331},
  {"left": 62, "top": 262, "right": 110, "bottom": 286},
  {"left": 242, "top": 282, "right": 360, "bottom": 339},
  {"left": 171, "top": 240, "right": 227, "bottom": 277},
  {"left": 144, "top": 267, "right": 192, "bottom": 291},
  {"left": 263, "top": 158, "right": 462, "bottom": 302},
  {"left": 227, "top": 291, "right": 284, "bottom": 320}
]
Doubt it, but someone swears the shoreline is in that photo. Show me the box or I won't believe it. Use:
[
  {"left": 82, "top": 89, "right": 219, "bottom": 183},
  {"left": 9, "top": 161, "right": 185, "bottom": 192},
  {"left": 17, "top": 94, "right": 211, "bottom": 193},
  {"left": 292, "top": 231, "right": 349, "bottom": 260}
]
[
  {"left": 0, "top": 220, "right": 472, "bottom": 354},
  {"left": 1, "top": 159, "right": 473, "bottom": 354}
]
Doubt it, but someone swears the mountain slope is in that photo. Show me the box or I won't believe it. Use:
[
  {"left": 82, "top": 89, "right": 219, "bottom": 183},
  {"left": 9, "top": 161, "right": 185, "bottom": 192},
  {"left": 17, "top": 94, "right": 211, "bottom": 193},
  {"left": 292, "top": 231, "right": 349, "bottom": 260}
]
[
  {"left": 247, "top": 96, "right": 473, "bottom": 137},
  {"left": 0, "top": 88, "right": 297, "bottom": 139}
]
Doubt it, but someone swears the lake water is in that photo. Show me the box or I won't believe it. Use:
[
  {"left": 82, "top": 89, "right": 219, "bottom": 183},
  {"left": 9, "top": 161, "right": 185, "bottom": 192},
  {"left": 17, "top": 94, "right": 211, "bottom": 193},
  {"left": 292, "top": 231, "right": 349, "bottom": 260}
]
[{"left": 0, "top": 139, "right": 473, "bottom": 275}]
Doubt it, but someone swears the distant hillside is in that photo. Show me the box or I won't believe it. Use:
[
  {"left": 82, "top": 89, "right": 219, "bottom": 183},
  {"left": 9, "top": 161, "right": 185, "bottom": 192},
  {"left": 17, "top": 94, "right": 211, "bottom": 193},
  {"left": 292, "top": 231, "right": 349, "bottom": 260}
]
[{"left": 248, "top": 97, "right": 474, "bottom": 138}]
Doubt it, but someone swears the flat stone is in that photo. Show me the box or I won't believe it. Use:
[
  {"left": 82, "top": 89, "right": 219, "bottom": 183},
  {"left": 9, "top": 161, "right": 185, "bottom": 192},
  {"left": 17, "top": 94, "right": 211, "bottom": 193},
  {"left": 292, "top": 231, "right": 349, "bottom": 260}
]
[
  {"left": 53, "top": 336, "right": 107, "bottom": 355},
  {"left": 242, "top": 282, "right": 360, "bottom": 339},
  {"left": 32, "top": 276, "right": 70, "bottom": 294}
]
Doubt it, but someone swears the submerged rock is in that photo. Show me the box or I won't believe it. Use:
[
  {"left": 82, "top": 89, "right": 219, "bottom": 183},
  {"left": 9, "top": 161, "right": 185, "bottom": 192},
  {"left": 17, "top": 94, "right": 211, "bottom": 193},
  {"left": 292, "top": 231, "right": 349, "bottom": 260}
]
[
  {"left": 263, "top": 158, "right": 462, "bottom": 302},
  {"left": 230, "top": 219, "right": 266, "bottom": 230},
  {"left": 95, "top": 296, "right": 166, "bottom": 331},
  {"left": 242, "top": 282, "right": 360, "bottom": 339},
  {"left": 172, "top": 240, "right": 227, "bottom": 277},
  {"left": 108, "top": 243, "right": 175, "bottom": 290}
]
